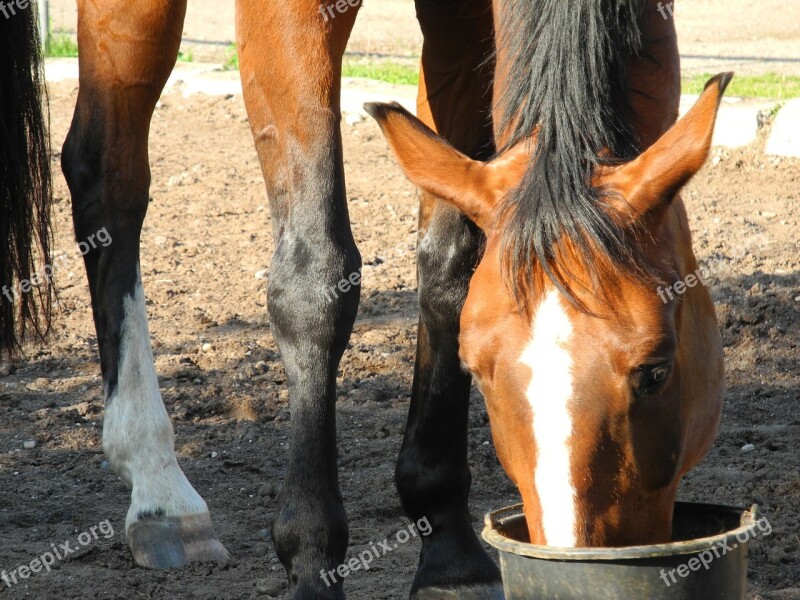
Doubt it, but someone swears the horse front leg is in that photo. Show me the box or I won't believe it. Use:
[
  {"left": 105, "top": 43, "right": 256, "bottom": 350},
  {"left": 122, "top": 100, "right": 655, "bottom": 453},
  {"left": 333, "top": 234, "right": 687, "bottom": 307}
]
[
  {"left": 61, "top": 0, "right": 228, "bottom": 569},
  {"left": 396, "top": 0, "right": 503, "bottom": 598},
  {"left": 236, "top": 2, "right": 362, "bottom": 598},
  {"left": 627, "top": 0, "right": 682, "bottom": 148}
]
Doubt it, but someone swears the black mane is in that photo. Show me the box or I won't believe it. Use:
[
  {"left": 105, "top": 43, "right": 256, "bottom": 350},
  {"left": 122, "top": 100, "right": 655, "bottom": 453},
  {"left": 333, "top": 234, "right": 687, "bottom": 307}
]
[{"left": 495, "top": 0, "right": 647, "bottom": 311}]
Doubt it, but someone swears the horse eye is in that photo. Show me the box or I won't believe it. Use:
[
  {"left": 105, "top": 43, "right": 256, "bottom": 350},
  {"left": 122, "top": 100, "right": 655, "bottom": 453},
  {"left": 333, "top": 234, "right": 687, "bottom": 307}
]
[{"left": 632, "top": 363, "right": 673, "bottom": 397}]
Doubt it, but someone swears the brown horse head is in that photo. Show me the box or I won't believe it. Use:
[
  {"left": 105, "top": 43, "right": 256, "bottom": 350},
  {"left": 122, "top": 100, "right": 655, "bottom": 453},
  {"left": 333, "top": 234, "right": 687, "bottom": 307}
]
[{"left": 366, "top": 73, "right": 730, "bottom": 547}]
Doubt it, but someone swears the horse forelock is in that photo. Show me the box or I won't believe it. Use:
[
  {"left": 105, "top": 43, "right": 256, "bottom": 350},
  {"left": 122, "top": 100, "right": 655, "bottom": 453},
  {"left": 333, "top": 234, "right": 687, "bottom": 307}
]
[{"left": 493, "top": 0, "right": 650, "bottom": 314}]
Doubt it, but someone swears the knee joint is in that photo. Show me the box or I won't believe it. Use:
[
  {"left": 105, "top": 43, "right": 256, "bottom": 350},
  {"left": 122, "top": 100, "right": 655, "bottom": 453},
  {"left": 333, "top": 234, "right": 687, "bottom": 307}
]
[
  {"left": 417, "top": 219, "right": 481, "bottom": 331},
  {"left": 267, "top": 234, "right": 361, "bottom": 348},
  {"left": 62, "top": 119, "right": 151, "bottom": 225}
]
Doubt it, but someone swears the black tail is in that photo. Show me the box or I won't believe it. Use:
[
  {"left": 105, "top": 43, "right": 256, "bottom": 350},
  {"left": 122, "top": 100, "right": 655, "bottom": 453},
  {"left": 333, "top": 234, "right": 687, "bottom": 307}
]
[
  {"left": 0, "top": 8, "right": 53, "bottom": 356},
  {"left": 495, "top": 0, "right": 647, "bottom": 310}
]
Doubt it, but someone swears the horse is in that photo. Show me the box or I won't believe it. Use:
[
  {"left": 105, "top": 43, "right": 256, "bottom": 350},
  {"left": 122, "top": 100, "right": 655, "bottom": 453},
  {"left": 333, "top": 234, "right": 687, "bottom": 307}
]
[{"left": 0, "top": 0, "right": 729, "bottom": 598}]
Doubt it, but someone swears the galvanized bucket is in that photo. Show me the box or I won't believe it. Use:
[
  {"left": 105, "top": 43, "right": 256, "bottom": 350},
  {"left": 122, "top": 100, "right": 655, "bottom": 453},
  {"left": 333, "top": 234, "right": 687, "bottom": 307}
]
[{"left": 482, "top": 502, "right": 758, "bottom": 600}]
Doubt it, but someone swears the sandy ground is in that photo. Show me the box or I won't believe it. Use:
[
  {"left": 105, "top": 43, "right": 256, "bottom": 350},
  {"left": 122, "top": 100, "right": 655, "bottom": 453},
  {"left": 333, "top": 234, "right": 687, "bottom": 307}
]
[
  {"left": 44, "top": 0, "right": 800, "bottom": 75},
  {"left": 0, "top": 72, "right": 798, "bottom": 599}
]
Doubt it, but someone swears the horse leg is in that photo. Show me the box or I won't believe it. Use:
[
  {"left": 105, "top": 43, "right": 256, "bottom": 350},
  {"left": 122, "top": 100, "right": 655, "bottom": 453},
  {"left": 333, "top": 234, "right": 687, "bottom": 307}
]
[
  {"left": 627, "top": 0, "right": 682, "bottom": 148},
  {"left": 236, "top": 2, "right": 361, "bottom": 598},
  {"left": 61, "top": 0, "right": 228, "bottom": 569},
  {"left": 396, "top": 1, "right": 502, "bottom": 598}
]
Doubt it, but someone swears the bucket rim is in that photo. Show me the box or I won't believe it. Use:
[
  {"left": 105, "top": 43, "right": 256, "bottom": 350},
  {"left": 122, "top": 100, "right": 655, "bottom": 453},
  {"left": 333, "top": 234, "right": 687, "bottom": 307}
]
[{"left": 482, "top": 501, "right": 758, "bottom": 561}]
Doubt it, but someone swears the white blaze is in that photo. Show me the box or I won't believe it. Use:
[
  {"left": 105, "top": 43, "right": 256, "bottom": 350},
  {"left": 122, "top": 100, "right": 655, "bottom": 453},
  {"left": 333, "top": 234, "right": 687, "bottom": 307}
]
[{"left": 519, "top": 290, "right": 577, "bottom": 547}]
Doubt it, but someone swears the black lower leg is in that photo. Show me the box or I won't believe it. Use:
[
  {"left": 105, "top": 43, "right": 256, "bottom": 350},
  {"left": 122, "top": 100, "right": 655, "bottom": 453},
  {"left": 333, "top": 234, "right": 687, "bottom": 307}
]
[
  {"left": 269, "top": 211, "right": 360, "bottom": 598},
  {"left": 397, "top": 209, "right": 501, "bottom": 599},
  {"left": 399, "top": 0, "right": 501, "bottom": 596},
  {"left": 254, "top": 119, "right": 360, "bottom": 599}
]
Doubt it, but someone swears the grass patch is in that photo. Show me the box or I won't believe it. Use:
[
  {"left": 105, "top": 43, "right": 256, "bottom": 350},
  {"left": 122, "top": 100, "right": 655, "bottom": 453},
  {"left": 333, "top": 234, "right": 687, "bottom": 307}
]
[
  {"left": 342, "top": 60, "right": 418, "bottom": 85},
  {"left": 177, "top": 49, "right": 194, "bottom": 63},
  {"left": 45, "top": 34, "right": 78, "bottom": 58},
  {"left": 339, "top": 66, "right": 799, "bottom": 98},
  {"left": 222, "top": 44, "right": 239, "bottom": 71},
  {"left": 682, "top": 73, "right": 800, "bottom": 99},
  {"left": 218, "top": 50, "right": 419, "bottom": 86},
  {"left": 211, "top": 54, "right": 799, "bottom": 100}
]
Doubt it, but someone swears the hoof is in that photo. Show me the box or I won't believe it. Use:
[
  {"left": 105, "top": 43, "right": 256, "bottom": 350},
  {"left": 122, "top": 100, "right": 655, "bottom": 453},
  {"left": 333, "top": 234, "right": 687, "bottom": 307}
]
[
  {"left": 412, "top": 583, "right": 505, "bottom": 600},
  {"left": 128, "top": 512, "right": 230, "bottom": 569}
]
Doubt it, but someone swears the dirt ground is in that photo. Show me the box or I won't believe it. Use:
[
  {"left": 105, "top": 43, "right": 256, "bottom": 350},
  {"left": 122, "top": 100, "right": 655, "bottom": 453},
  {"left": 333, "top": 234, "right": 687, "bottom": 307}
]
[
  {"left": 0, "top": 76, "right": 799, "bottom": 599},
  {"left": 44, "top": 0, "right": 800, "bottom": 75}
]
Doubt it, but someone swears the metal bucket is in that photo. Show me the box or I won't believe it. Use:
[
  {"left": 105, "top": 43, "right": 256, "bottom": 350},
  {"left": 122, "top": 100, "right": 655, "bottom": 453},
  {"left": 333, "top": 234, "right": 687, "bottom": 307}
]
[{"left": 482, "top": 502, "right": 758, "bottom": 600}]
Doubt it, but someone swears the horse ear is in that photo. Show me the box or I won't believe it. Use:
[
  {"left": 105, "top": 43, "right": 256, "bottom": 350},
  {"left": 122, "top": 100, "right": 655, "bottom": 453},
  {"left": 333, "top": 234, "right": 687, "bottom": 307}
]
[
  {"left": 607, "top": 73, "right": 733, "bottom": 226},
  {"left": 365, "top": 102, "right": 530, "bottom": 231}
]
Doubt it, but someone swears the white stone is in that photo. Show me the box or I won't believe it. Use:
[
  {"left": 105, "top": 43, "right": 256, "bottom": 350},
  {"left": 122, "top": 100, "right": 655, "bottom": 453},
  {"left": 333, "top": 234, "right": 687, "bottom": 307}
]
[
  {"left": 680, "top": 96, "right": 778, "bottom": 149},
  {"left": 344, "top": 112, "right": 364, "bottom": 126},
  {"left": 766, "top": 99, "right": 800, "bottom": 158}
]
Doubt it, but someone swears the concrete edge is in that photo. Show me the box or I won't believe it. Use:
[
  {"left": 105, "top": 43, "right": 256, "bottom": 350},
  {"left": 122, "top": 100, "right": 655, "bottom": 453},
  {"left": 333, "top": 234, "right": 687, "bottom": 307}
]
[{"left": 43, "top": 58, "right": 800, "bottom": 157}]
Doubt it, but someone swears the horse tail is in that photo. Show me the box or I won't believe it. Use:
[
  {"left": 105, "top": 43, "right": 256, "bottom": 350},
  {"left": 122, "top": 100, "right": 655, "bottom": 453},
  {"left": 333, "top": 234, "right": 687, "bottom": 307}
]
[
  {"left": 495, "top": 0, "right": 648, "bottom": 309},
  {"left": 0, "top": 8, "right": 53, "bottom": 356}
]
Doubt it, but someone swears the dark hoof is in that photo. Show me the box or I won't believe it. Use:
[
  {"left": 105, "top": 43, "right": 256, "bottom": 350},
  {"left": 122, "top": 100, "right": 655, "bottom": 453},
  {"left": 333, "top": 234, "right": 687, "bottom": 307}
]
[
  {"left": 128, "top": 512, "right": 230, "bottom": 569},
  {"left": 412, "top": 582, "right": 505, "bottom": 600}
]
